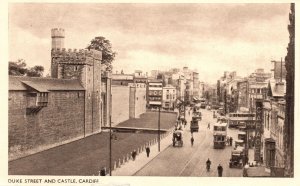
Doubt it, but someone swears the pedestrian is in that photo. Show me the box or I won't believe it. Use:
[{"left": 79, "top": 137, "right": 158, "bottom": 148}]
[
  {"left": 191, "top": 136, "right": 194, "bottom": 146},
  {"left": 100, "top": 167, "right": 106, "bottom": 176},
  {"left": 146, "top": 146, "right": 150, "bottom": 158},
  {"left": 132, "top": 150, "right": 137, "bottom": 161},
  {"left": 207, "top": 122, "right": 210, "bottom": 129},
  {"left": 229, "top": 137, "right": 233, "bottom": 146},
  {"left": 217, "top": 164, "right": 223, "bottom": 177},
  {"left": 243, "top": 163, "right": 249, "bottom": 177}
]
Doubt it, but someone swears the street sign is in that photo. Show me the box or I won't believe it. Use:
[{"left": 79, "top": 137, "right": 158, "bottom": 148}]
[{"left": 254, "top": 100, "right": 263, "bottom": 161}]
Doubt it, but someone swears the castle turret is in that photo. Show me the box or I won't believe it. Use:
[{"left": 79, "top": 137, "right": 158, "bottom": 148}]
[{"left": 51, "top": 28, "right": 65, "bottom": 49}]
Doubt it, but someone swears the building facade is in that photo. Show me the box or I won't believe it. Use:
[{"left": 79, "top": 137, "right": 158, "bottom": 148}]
[
  {"left": 147, "top": 79, "right": 163, "bottom": 108},
  {"left": 162, "top": 85, "right": 176, "bottom": 109}
]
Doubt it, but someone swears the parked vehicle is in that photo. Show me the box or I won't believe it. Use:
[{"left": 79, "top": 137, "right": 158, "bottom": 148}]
[
  {"left": 229, "top": 146, "right": 245, "bottom": 168},
  {"left": 238, "top": 131, "right": 246, "bottom": 142},
  {"left": 235, "top": 139, "right": 245, "bottom": 148}
]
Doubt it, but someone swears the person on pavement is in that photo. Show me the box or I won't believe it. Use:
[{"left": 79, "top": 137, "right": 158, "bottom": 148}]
[
  {"left": 132, "top": 150, "right": 137, "bottom": 161},
  {"left": 217, "top": 164, "right": 223, "bottom": 177},
  {"left": 243, "top": 163, "right": 249, "bottom": 177},
  {"left": 207, "top": 122, "right": 210, "bottom": 129},
  {"left": 229, "top": 137, "right": 233, "bottom": 146},
  {"left": 206, "top": 158, "right": 211, "bottom": 171},
  {"left": 146, "top": 146, "right": 150, "bottom": 158}
]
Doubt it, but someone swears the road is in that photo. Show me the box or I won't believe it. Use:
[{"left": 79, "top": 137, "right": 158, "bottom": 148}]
[{"left": 134, "top": 108, "right": 243, "bottom": 177}]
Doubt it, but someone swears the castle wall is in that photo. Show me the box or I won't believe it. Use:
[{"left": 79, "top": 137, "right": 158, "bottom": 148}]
[
  {"left": 8, "top": 90, "right": 85, "bottom": 160},
  {"left": 111, "top": 85, "right": 129, "bottom": 126}
]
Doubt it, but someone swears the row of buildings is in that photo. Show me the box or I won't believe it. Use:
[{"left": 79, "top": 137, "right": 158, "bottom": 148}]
[{"left": 211, "top": 4, "right": 294, "bottom": 177}]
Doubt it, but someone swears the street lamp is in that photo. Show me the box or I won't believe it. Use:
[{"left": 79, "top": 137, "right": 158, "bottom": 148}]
[{"left": 109, "top": 114, "right": 112, "bottom": 176}]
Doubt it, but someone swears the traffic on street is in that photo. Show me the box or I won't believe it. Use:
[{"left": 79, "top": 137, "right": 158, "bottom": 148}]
[{"left": 134, "top": 107, "right": 244, "bottom": 177}]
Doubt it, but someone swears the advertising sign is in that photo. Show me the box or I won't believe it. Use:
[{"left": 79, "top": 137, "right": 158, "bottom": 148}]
[{"left": 254, "top": 100, "right": 263, "bottom": 161}]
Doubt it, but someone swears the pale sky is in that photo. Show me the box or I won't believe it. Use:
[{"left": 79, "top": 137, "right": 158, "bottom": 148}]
[{"left": 9, "top": 3, "right": 291, "bottom": 83}]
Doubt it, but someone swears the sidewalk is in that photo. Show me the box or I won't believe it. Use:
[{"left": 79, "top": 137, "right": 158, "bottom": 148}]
[{"left": 112, "top": 131, "right": 173, "bottom": 176}]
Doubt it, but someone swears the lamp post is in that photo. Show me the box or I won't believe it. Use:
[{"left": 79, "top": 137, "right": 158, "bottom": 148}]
[{"left": 109, "top": 115, "right": 112, "bottom": 176}]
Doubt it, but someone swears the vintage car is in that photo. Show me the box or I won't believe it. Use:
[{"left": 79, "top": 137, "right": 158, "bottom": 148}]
[
  {"left": 235, "top": 139, "right": 245, "bottom": 148},
  {"left": 229, "top": 146, "right": 245, "bottom": 168},
  {"left": 238, "top": 131, "right": 246, "bottom": 142},
  {"left": 172, "top": 130, "right": 183, "bottom": 147}
]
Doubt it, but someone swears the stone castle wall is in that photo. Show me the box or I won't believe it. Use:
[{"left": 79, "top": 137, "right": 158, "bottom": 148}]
[{"left": 8, "top": 90, "right": 85, "bottom": 160}]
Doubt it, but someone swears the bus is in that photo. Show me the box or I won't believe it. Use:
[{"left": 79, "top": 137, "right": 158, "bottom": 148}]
[
  {"left": 213, "top": 122, "right": 227, "bottom": 149},
  {"left": 228, "top": 113, "right": 255, "bottom": 128}
]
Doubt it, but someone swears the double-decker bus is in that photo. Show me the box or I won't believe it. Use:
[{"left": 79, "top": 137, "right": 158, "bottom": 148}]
[
  {"left": 213, "top": 122, "right": 227, "bottom": 149},
  {"left": 227, "top": 113, "right": 255, "bottom": 128}
]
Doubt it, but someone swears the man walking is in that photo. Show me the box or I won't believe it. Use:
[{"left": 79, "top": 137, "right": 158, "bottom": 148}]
[
  {"left": 146, "top": 146, "right": 150, "bottom": 158},
  {"left": 229, "top": 137, "right": 233, "bottom": 146},
  {"left": 217, "top": 164, "right": 223, "bottom": 177},
  {"left": 191, "top": 136, "right": 194, "bottom": 147},
  {"left": 132, "top": 150, "right": 137, "bottom": 161},
  {"left": 207, "top": 122, "right": 210, "bottom": 129}
]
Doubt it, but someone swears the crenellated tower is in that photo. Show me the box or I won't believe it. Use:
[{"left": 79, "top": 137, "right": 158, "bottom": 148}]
[
  {"left": 51, "top": 28, "right": 65, "bottom": 49},
  {"left": 51, "top": 28, "right": 65, "bottom": 78}
]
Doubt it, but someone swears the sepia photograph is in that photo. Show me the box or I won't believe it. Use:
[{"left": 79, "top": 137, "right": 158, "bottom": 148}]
[{"left": 1, "top": 1, "right": 298, "bottom": 185}]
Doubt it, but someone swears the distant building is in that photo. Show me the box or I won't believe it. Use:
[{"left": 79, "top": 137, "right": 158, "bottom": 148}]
[
  {"left": 133, "top": 70, "right": 147, "bottom": 84},
  {"left": 111, "top": 74, "right": 134, "bottom": 86},
  {"left": 147, "top": 79, "right": 163, "bottom": 108},
  {"left": 162, "top": 85, "right": 176, "bottom": 109}
]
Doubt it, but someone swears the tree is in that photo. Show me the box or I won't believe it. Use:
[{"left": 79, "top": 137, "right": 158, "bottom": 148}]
[
  {"left": 87, "top": 36, "right": 117, "bottom": 73},
  {"left": 9, "top": 59, "right": 44, "bottom": 77},
  {"left": 9, "top": 59, "right": 27, "bottom": 76},
  {"left": 27, "top": 66, "right": 44, "bottom": 77}
]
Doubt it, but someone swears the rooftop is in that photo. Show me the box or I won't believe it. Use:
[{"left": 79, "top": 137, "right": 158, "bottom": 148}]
[{"left": 9, "top": 76, "right": 85, "bottom": 92}]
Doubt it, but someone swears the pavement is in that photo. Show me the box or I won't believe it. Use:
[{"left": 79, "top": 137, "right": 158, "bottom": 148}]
[{"left": 112, "top": 130, "right": 173, "bottom": 176}]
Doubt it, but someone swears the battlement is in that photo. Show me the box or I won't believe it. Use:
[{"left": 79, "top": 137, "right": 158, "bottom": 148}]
[
  {"left": 51, "top": 48, "right": 102, "bottom": 61},
  {"left": 51, "top": 28, "right": 65, "bottom": 38}
]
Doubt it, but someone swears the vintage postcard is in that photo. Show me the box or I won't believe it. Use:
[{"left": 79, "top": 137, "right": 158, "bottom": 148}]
[{"left": 1, "top": 1, "right": 298, "bottom": 186}]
